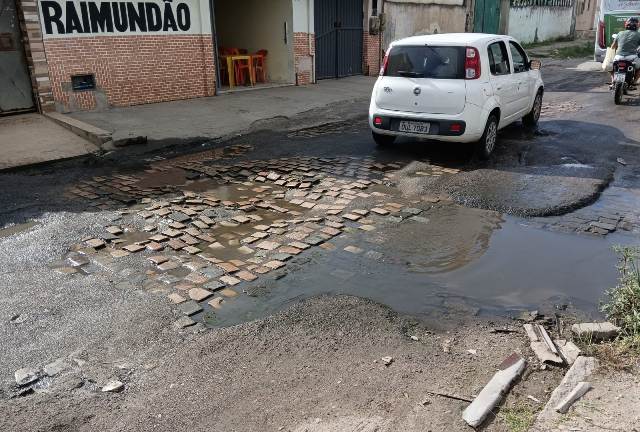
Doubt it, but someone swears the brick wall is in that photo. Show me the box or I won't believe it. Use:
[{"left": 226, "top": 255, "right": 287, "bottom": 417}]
[
  {"left": 363, "top": 32, "right": 381, "bottom": 77},
  {"left": 43, "top": 35, "right": 216, "bottom": 111},
  {"left": 16, "top": 0, "right": 55, "bottom": 112},
  {"left": 293, "top": 32, "right": 315, "bottom": 85}
]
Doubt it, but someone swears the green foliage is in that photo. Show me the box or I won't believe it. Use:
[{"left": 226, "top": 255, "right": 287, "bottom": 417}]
[{"left": 601, "top": 246, "right": 640, "bottom": 350}]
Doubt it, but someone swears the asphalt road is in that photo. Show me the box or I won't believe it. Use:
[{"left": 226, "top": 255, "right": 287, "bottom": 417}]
[{"left": 1, "top": 58, "right": 639, "bottom": 432}]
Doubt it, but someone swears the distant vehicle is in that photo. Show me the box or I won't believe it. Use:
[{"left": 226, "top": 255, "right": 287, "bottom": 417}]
[
  {"left": 369, "top": 33, "right": 544, "bottom": 159},
  {"left": 595, "top": 0, "right": 640, "bottom": 61}
]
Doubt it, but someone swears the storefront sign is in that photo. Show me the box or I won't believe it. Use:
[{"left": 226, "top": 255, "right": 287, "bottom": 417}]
[{"left": 39, "top": 0, "right": 210, "bottom": 37}]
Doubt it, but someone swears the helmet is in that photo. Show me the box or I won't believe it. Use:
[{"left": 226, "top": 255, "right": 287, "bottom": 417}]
[{"left": 625, "top": 17, "right": 639, "bottom": 30}]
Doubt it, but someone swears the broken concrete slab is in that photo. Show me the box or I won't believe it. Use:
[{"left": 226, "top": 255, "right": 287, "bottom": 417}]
[
  {"left": 15, "top": 368, "right": 39, "bottom": 386},
  {"left": 462, "top": 353, "right": 526, "bottom": 428},
  {"left": 555, "top": 381, "right": 591, "bottom": 414},
  {"left": 554, "top": 339, "right": 581, "bottom": 365},
  {"left": 524, "top": 324, "right": 563, "bottom": 365},
  {"left": 102, "top": 380, "right": 125, "bottom": 393},
  {"left": 536, "top": 356, "right": 598, "bottom": 422},
  {"left": 571, "top": 322, "right": 620, "bottom": 342}
]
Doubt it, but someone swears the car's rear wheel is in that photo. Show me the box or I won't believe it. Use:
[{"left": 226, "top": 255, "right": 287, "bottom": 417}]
[
  {"left": 372, "top": 131, "right": 396, "bottom": 146},
  {"left": 523, "top": 91, "right": 543, "bottom": 127},
  {"left": 475, "top": 114, "right": 498, "bottom": 160}
]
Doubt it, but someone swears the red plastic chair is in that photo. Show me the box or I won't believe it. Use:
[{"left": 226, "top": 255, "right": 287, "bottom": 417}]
[{"left": 253, "top": 49, "right": 268, "bottom": 83}]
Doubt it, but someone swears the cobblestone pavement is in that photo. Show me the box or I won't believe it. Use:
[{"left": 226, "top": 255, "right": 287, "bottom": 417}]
[{"left": 57, "top": 145, "right": 465, "bottom": 328}]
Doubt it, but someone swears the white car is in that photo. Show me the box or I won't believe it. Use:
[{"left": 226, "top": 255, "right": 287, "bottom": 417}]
[{"left": 369, "top": 33, "right": 544, "bottom": 158}]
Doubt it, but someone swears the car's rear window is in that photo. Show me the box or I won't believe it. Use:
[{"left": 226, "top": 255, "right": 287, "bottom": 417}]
[{"left": 385, "top": 46, "right": 465, "bottom": 79}]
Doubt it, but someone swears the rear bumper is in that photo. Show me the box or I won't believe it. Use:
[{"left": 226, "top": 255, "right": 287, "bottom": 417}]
[{"left": 368, "top": 101, "right": 486, "bottom": 143}]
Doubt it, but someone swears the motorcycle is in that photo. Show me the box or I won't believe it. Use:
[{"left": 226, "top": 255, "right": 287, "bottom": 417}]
[{"left": 612, "top": 56, "right": 636, "bottom": 104}]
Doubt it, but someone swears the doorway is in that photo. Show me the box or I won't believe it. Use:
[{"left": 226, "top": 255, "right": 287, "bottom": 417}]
[
  {"left": 314, "top": 0, "right": 364, "bottom": 80},
  {"left": 474, "top": 0, "right": 501, "bottom": 34},
  {"left": 0, "top": 0, "right": 35, "bottom": 114},
  {"left": 213, "top": 0, "right": 295, "bottom": 91}
]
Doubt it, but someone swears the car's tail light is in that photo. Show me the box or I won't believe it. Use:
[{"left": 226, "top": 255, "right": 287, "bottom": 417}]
[
  {"left": 598, "top": 20, "right": 606, "bottom": 49},
  {"left": 465, "top": 47, "right": 481, "bottom": 80},
  {"left": 449, "top": 123, "right": 463, "bottom": 133},
  {"left": 618, "top": 61, "right": 627, "bottom": 69},
  {"left": 379, "top": 48, "right": 390, "bottom": 76},
  {"left": 373, "top": 116, "right": 383, "bottom": 126}
]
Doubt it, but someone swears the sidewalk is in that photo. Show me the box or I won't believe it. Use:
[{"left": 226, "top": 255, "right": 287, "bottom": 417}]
[
  {"left": 71, "top": 76, "right": 376, "bottom": 147},
  {"left": 0, "top": 114, "right": 100, "bottom": 171}
]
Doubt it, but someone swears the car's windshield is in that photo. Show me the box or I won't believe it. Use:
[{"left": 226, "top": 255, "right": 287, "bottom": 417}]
[{"left": 385, "top": 46, "right": 465, "bottom": 79}]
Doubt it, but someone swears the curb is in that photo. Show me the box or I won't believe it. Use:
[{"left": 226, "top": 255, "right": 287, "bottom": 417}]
[{"left": 45, "top": 112, "right": 113, "bottom": 148}]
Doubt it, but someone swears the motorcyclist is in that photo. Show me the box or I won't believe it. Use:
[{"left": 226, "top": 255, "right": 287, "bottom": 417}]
[{"left": 610, "top": 17, "right": 640, "bottom": 88}]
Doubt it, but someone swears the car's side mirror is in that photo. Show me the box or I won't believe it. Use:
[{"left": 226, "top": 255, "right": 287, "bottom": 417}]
[{"left": 529, "top": 59, "right": 542, "bottom": 70}]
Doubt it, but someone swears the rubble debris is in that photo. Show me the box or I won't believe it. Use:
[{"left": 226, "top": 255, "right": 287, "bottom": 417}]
[
  {"left": 101, "top": 380, "right": 124, "bottom": 393},
  {"left": 14, "top": 368, "right": 39, "bottom": 387},
  {"left": 462, "top": 353, "right": 526, "bottom": 428},
  {"left": 524, "top": 324, "right": 563, "bottom": 365},
  {"left": 555, "top": 381, "right": 592, "bottom": 414},
  {"left": 536, "top": 357, "right": 598, "bottom": 422},
  {"left": 381, "top": 356, "right": 393, "bottom": 366},
  {"left": 571, "top": 322, "right": 620, "bottom": 342},
  {"left": 554, "top": 339, "right": 581, "bottom": 365}
]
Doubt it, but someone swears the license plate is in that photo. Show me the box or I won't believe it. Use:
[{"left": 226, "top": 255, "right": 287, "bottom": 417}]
[
  {"left": 399, "top": 121, "right": 430, "bottom": 134},
  {"left": 614, "top": 73, "right": 626, "bottom": 83}
]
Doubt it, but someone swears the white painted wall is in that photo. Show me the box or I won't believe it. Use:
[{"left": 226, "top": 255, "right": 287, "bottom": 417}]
[
  {"left": 507, "top": 7, "right": 575, "bottom": 43},
  {"left": 215, "top": 0, "right": 294, "bottom": 84},
  {"left": 292, "top": 0, "right": 313, "bottom": 33}
]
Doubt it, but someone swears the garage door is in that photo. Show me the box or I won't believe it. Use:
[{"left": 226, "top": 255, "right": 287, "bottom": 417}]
[
  {"left": 0, "top": 0, "right": 35, "bottom": 114},
  {"left": 315, "top": 0, "right": 363, "bottom": 80}
]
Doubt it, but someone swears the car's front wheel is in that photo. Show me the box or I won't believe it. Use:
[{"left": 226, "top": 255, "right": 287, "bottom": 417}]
[
  {"left": 372, "top": 131, "right": 396, "bottom": 146},
  {"left": 475, "top": 114, "right": 498, "bottom": 160},
  {"left": 523, "top": 90, "right": 543, "bottom": 127}
]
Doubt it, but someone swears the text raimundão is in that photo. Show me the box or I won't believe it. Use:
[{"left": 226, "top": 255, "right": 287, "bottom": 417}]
[{"left": 40, "top": 0, "right": 192, "bottom": 35}]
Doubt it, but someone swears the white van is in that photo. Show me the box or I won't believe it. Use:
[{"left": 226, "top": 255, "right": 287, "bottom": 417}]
[{"left": 594, "top": 0, "right": 640, "bottom": 61}]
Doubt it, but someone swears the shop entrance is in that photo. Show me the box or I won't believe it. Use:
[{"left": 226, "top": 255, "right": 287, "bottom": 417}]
[
  {"left": 0, "top": 0, "right": 35, "bottom": 114},
  {"left": 213, "top": 0, "right": 295, "bottom": 92}
]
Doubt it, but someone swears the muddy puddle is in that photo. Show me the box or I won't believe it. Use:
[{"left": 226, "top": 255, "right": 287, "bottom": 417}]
[
  {"left": 0, "top": 221, "right": 39, "bottom": 238},
  {"left": 204, "top": 211, "right": 626, "bottom": 328}
]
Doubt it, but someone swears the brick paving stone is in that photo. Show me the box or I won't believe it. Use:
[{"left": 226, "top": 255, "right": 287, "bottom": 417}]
[
  {"left": 106, "top": 226, "right": 123, "bottom": 235},
  {"left": 344, "top": 245, "right": 363, "bottom": 254},
  {"left": 179, "top": 301, "right": 202, "bottom": 316},
  {"left": 145, "top": 242, "right": 164, "bottom": 252},
  {"left": 319, "top": 243, "right": 336, "bottom": 251},
  {"left": 219, "top": 288, "right": 239, "bottom": 298},
  {"left": 254, "top": 266, "right": 271, "bottom": 274},
  {"left": 123, "top": 244, "right": 145, "bottom": 253},
  {"left": 56, "top": 266, "right": 78, "bottom": 275},
  {"left": 185, "top": 273, "right": 209, "bottom": 284},
  {"left": 232, "top": 215, "right": 251, "bottom": 224},
  {"left": 204, "top": 280, "right": 226, "bottom": 291},
  {"left": 371, "top": 208, "right": 390, "bottom": 216},
  {"left": 167, "top": 239, "right": 187, "bottom": 250},
  {"left": 189, "top": 287, "right": 213, "bottom": 302},
  {"left": 168, "top": 293, "right": 186, "bottom": 304},
  {"left": 342, "top": 213, "right": 362, "bottom": 221},
  {"left": 148, "top": 255, "right": 169, "bottom": 265},
  {"left": 157, "top": 261, "right": 180, "bottom": 271},
  {"left": 217, "top": 262, "right": 239, "bottom": 273},
  {"left": 149, "top": 234, "right": 169, "bottom": 242},
  {"left": 208, "top": 242, "right": 225, "bottom": 250},
  {"left": 264, "top": 260, "right": 286, "bottom": 270},
  {"left": 192, "top": 220, "right": 209, "bottom": 229},
  {"left": 169, "top": 222, "right": 187, "bottom": 230},
  {"left": 352, "top": 209, "right": 370, "bottom": 216},
  {"left": 111, "top": 250, "right": 130, "bottom": 258},
  {"left": 289, "top": 241, "right": 310, "bottom": 250},
  {"left": 256, "top": 240, "right": 280, "bottom": 251},
  {"left": 236, "top": 270, "right": 258, "bottom": 281},
  {"left": 325, "top": 221, "right": 344, "bottom": 229},
  {"left": 403, "top": 207, "right": 423, "bottom": 215},
  {"left": 271, "top": 253, "right": 293, "bottom": 262},
  {"left": 254, "top": 225, "right": 270, "bottom": 231},
  {"left": 169, "top": 212, "right": 191, "bottom": 223},
  {"left": 305, "top": 236, "right": 325, "bottom": 246},
  {"left": 321, "top": 227, "right": 341, "bottom": 237},
  {"left": 181, "top": 235, "right": 200, "bottom": 246},
  {"left": 220, "top": 275, "right": 241, "bottom": 286},
  {"left": 359, "top": 225, "right": 376, "bottom": 231},
  {"left": 85, "top": 238, "right": 106, "bottom": 249},
  {"left": 327, "top": 209, "right": 342, "bottom": 215},
  {"left": 174, "top": 316, "right": 196, "bottom": 328},
  {"left": 237, "top": 246, "right": 254, "bottom": 255},
  {"left": 279, "top": 246, "right": 302, "bottom": 255},
  {"left": 162, "top": 229, "right": 182, "bottom": 238},
  {"left": 208, "top": 297, "right": 224, "bottom": 309},
  {"left": 301, "top": 202, "right": 316, "bottom": 209},
  {"left": 184, "top": 246, "right": 201, "bottom": 255}
]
